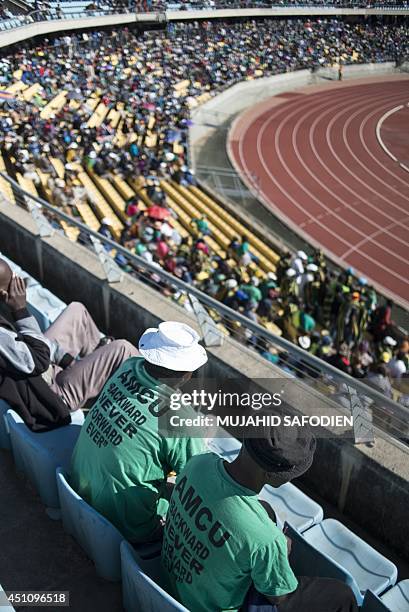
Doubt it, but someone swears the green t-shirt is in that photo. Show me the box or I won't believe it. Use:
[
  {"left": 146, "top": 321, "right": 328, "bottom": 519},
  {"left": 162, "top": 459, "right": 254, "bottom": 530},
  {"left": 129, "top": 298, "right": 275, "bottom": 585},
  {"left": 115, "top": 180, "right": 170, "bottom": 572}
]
[
  {"left": 70, "top": 357, "right": 203, "bottom": 543},
  {"left": 240, "top": 284, "right": 262, "bottom": 303},
  {"left": 161, "top": 453, "right": 298, "bottom": 612}
]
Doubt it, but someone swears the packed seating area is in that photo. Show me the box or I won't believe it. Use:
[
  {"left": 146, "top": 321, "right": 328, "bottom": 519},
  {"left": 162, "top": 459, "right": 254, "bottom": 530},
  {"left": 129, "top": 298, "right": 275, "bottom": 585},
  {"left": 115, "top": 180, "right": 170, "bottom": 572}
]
[
  {"left": 0, "top": 20, "right": 408, "bottom": 403},
  {"left": 0, "top": 258, "right": 408, "bottom": 611}
]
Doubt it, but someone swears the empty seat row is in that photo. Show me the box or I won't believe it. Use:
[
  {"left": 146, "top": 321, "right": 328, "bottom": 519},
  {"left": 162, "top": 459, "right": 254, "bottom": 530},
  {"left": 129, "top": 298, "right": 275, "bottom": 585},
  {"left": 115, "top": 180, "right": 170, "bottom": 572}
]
[
  {"left": 40, "top": 90, "right": 67, "bottom": 120},
  {"left": 189, "top": 184, "right": 279, "bottom": 266},
  {"left": 0, "top": 152, "right": 15, "bottom": 203},
  {"left": 77, "top": 170, "right": 123, "bottom": 238},
  {"left": 87, "top": 168, "right": 128, "bottom": 223},
  {"left": 171, "top": 181, "right": 276, "bottom": 273}
]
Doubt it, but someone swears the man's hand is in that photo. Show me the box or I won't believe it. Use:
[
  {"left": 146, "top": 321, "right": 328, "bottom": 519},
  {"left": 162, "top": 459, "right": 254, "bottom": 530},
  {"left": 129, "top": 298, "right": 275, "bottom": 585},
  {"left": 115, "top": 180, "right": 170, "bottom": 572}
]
[{"left": 7, "top": 275, "right": 27, "bottom": 312}]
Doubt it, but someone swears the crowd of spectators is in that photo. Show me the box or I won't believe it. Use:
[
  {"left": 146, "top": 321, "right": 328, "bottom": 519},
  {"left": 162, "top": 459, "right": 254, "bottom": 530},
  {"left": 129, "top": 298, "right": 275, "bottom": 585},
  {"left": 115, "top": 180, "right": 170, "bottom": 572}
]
[{"left": 0, "top": 19, "right": 407, "bottom": 394}]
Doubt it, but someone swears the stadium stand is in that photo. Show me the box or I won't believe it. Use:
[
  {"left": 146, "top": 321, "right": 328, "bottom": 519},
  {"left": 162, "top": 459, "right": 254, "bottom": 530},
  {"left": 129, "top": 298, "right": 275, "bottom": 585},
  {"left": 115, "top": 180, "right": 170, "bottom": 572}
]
[
  {"left": 0, "top": 21, "right": 407, "bottom": 403},
  {"left": 0, "top": 257, "right": 407, "bottom": 611},
  {"left": 0, "top": 5, "right": 408, "bottom": 608}
]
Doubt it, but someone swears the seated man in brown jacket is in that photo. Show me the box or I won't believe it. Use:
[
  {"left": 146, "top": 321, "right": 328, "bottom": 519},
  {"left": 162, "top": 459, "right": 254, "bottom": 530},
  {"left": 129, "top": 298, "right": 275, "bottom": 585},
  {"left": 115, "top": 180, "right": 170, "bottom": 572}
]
[{"left": 0, "top": 258, "right": 138, "bottom": 431}]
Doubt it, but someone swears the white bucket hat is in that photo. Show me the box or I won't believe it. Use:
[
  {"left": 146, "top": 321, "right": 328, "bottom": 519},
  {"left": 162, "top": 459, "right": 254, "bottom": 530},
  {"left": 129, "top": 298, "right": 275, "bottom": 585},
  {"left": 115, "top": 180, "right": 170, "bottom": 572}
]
[
  {"left": 306, "top": 263, "right": 318, "bottom": 272},
  {"left": 298, "top": 335, "right": 311, "bottom": 350},
  {"left": 296, "top": 250, "right": 308, "bottom": 261},
  {"left": 139, "top": 321, "right": 208, "bottom": 372}
]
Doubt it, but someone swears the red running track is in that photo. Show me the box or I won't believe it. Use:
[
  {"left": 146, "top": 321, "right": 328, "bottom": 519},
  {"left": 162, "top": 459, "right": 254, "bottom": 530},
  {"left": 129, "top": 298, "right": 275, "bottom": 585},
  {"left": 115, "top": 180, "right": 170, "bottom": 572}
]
[{"left": 228, "top": 76, "right": 409, "bottom": 309}]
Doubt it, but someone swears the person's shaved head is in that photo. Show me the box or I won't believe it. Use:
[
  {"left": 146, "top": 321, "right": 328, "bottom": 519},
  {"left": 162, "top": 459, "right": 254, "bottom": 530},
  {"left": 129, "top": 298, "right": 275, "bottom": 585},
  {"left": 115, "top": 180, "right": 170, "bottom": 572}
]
[{"left": 0, "top": 259, "right": 12, "bottom": 293}]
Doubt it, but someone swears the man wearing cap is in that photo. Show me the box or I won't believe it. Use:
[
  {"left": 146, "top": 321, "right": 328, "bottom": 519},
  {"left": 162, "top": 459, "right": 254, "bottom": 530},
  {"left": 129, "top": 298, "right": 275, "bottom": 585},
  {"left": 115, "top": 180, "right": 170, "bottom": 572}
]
[
  {"left": 161, "top": 427, "right": 357, "bottom": 612},
  {"left": 70, "top": 321, "right": 208, "bottom": 544}
]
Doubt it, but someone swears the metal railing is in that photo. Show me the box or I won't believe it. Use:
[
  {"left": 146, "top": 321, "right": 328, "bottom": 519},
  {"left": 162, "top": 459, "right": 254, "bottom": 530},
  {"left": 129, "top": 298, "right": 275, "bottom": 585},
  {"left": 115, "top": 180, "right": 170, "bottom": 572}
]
[{"left": 1, "top": 171, "right": 408, "bottom": 450}]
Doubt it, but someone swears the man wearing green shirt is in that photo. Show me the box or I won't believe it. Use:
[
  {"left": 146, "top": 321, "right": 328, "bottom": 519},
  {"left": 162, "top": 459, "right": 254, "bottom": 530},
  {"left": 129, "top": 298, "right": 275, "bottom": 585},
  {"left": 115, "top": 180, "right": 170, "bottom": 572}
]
[
  {"left": 70, "top": 321, "right": 208, "bottom": 544},
  {"left": 161, "top": 427, "right": 357, "bottom": 612}
]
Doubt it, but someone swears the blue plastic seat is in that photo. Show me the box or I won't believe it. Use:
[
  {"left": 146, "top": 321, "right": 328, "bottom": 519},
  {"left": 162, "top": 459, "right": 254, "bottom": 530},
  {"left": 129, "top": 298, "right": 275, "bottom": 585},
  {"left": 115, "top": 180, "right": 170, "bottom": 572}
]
[
  {"left": 0, "top": 585, "right": 16, "bottom": 611},
  {"left": 206, "top": 436, "right": 241, "bottom": 461},
  {"left": 259, "top": 482, "right": 324, "bottom": 532},
  {"left": 381, "top": 580, "right": 409, "bottom": 611},
  {"left": 6, "top": 409, "right": 84, "bottom": 516},
  {"left": 26, "top": 285, "right": 66, "bottom": 331},
  {"left": 303, "top": 519, "right": 397, "bottom": 600},
  {"left": 285, "top": 522, "right": 361, "bottom": 604},
  {"left": 0, "top": 400, "right": 12, "bottom": 449},
  {"left": 56, "top": 468, "right": 125, "bottom": 581},
  {"left": 121, "top": 541, "right": 189, "bottom": 612},
  {"left": 207, "top": 436, "right": 324, "bottom": 532},
  {"left": 56, "top": 469, "right": 162, "bottom": 581}
]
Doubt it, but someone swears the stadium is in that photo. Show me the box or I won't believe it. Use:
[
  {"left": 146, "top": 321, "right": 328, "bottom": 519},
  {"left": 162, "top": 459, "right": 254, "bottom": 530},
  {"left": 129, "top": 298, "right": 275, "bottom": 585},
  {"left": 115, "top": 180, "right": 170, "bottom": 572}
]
[{"left": 0, "top": 1, "right": 408, "bottom": 611}]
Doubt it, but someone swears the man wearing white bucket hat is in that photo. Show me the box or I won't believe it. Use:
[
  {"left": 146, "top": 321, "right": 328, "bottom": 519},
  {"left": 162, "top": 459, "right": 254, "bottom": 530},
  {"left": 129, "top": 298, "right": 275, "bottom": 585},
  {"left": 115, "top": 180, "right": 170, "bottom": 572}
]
[{"left": 71, "top": 321, "right": 208, "bottom": 544}]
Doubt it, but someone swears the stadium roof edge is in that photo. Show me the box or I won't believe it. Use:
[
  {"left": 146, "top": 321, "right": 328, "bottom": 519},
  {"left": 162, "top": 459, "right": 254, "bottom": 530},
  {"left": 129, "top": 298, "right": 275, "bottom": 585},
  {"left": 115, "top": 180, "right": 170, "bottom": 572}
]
[{"left": 0, "top": 7, "right": 409, "bottom": 49}]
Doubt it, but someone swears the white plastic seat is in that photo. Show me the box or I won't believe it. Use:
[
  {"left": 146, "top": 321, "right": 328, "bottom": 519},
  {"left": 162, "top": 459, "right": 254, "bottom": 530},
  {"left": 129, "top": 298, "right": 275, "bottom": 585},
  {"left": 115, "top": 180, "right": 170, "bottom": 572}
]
[
  {"left": 56, "top": 468, "right": 124, "bottom": 581},
  {"left": 56, "top": 469, "right": 162, "bottom": 581},
  {"left": 259, "top": 481, "right": 324, "bottom": 532},
  {"left": 381, "top": 579, "right": 409, "bottom": 611},
  {"left": 26, "top": 285, "right": 66, "bottom": 331},
  {"left": 303, "top": 519, "right": 398, "bottom": 600},
  {"left": 285, "top": 522, "right": 362, "bottom": 604},
  {"left": 6, "top": 409, "right": 84, "bottom": 517},
  {"left": 0, "top": 586, "right": 16, "bottom": 611}
]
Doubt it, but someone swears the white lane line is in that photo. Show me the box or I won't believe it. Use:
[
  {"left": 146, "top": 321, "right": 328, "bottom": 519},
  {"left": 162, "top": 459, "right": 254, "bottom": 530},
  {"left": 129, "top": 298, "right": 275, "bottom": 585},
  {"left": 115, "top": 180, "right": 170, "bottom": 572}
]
[
  {"left": 359, "top": 108, "right": 409, "bottom": 190},
  {"left": 342, "top": 215, "right": 409, "bottom": 258},
  {"left": 375, "top": 104, "right": 404, "bottom": 163}
]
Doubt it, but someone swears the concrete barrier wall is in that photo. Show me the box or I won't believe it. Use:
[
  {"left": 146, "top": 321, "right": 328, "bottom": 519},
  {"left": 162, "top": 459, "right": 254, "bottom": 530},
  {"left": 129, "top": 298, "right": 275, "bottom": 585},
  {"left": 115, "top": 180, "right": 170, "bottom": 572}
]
[
  {"left": 0, "top": 200, "right": 408, "bottom": 559},
  {"left": 190, "top": 69, "right": 312, "bottom": 162}
]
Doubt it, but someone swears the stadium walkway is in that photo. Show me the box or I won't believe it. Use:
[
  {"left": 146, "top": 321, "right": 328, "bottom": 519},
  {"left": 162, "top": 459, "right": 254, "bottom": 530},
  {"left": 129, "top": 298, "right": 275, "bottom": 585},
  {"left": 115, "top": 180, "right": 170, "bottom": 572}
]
[{"left": 0, "top": 450, "right": 122, "bottom": 612}]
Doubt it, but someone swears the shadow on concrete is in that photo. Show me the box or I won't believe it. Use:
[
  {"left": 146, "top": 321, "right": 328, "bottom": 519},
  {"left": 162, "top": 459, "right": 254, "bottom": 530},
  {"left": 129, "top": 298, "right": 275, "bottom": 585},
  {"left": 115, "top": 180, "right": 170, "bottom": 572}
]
[{"left": 0, "top": 450, "right": 123, "bottom": 612}]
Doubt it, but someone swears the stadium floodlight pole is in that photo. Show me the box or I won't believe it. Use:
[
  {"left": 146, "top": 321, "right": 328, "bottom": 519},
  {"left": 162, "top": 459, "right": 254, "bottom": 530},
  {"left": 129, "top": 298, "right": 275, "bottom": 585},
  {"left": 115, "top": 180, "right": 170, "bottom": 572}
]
[{"left": 1, "top": 171, "right": 408, "bottom": 436}]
